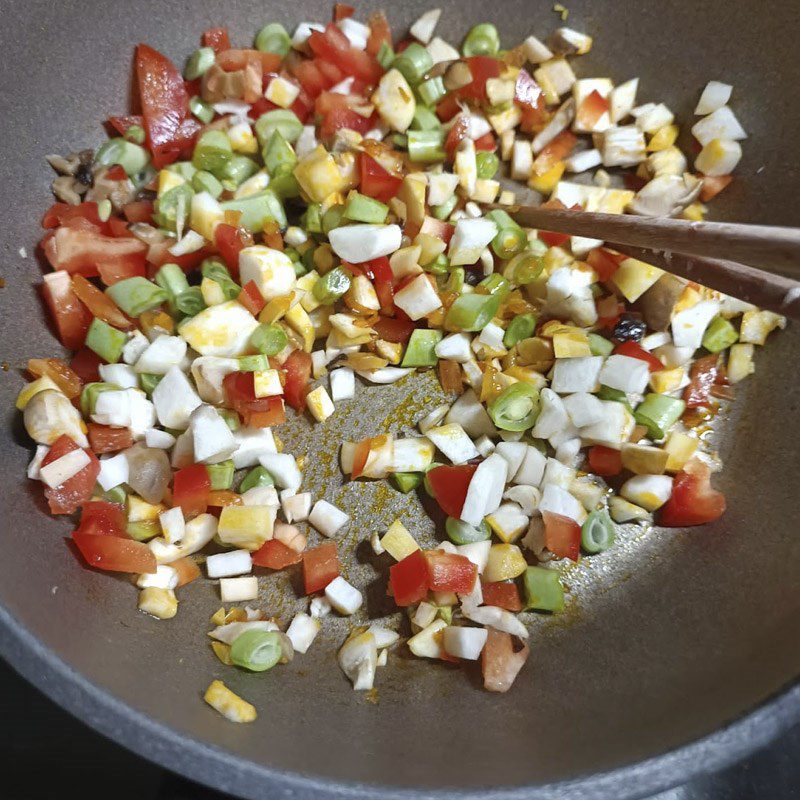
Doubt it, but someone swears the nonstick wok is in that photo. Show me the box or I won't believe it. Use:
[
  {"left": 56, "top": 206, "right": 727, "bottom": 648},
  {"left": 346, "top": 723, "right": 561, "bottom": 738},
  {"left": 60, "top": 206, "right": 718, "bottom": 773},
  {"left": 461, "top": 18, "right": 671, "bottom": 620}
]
[{"left": 1, "top": 1, "right": 799, "bottom": 798}]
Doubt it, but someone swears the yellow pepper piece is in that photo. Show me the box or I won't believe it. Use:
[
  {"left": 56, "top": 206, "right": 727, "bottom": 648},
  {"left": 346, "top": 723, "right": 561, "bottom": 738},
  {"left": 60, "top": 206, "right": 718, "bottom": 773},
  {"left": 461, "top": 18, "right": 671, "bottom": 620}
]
[
  {"left": 204, "top": 680, "right": 257, "bottom": 723},
  {"left": 528, "top": 161, "right": 566, "bottom": 194},
  {"left": 647, "top": 124, "right": 679, "bottom": 152}
]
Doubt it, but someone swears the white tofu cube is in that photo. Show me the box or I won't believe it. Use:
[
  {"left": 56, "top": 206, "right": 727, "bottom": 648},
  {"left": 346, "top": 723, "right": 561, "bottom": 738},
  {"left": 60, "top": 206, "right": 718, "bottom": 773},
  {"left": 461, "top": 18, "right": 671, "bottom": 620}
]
[{"left": 325, "top": 576, "right": 363, "bottom": 615}]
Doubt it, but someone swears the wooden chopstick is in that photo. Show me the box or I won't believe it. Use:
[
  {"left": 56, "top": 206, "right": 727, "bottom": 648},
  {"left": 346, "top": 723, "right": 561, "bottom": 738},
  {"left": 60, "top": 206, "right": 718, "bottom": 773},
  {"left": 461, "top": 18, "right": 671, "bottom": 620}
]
[
  {"left": 606, "top": 243, "right": 800, "bottom": 321},
  {"left": 491, "top": 204, "right": 800, "bottom": 279}
]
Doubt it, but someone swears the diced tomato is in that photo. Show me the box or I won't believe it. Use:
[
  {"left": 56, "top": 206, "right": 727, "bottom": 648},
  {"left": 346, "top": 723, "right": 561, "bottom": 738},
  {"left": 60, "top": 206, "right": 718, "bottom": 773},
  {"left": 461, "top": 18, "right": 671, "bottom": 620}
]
[
  {"left": 426, "top": 464, "right": 478, "bottom": 519},
  {"left": 136, "top": 44, "right": 196, "bottom": 168},
  {"left": 333, "top": 3, "right": 355, "bottom": 21},
  {"left": 206, "top": 490, "right": 242, "bottom": 508},
  {"left": 219, "top": 49, "right": 281, "bottom": 83},
  {"left": 474, "top": 132, "right": 497, "bottom": 151},
  {"left": 107, "top": 114, "right": 144, "bottom": 138},
  {"left": 419, "top": 216, "right": 455, "bottom": 245},
  {"left": 253, "top": 539, "right": 303, "bottom": 570},
  {"left": 214, "top": 223, "right": 252, "bottom": 277},
  {"left": 356, "top": 256, "right": 394, "bottom": 313},
  {"left": 424, "top": 551, "right": 478, "bottom": 594},
  {"left": 104, "top": 165, "right": 128, "bottom": 182},
  {"left": 481, "top": 580, "right": 524, "bottom": 611},
  {"left": 292, "top": 59, "right": 327, "bottom": 98},
  {"left": 586, "top": 248, "right": 623, "bottom": 282},
  {"left": 482, "top": 628, "right": 530, "bottom": 693},
  {"left": 303, "top": 540, "right": 340, "bottom": 594},
  {"left": 514, "top": 68, "right": 546, "bottom": 121},
  {"left": 575, "top": 89, "right": 610, "bottom": 131},
  {"left": 359, "top": 152, "right": 403, "bottom": 204},
  {"left": 366, "top": 10, "right": 392, "bottom": 56},
  {"left": 458, "top": 56, "right": 502, "bottom": 102},
  {"left": 539, "top": 230, "right": 571, "bottom": 248},
  {"left": 172, "top": 464, "right": 211, "bottom": 518},
  {"left": 436, "top": 93, "right": 461, "bottom": 123},
  {"left": 108, "top": 217, "right": 134, "bottom": 238},
  {"left": 202, "top": 26, "right": 231, "bottom": 53},
  {"left": 308, "top": 24, "right": 382, "bottom": 84},
  {"left": 146, "top": 240, "right": 210, "bottom": 273},
  {"left": 350, "top": 436, "right": 373, "bottom": 479},
  {"left": 596, "top": 295, "right": 626, "bottom": 330},
  {"left": 659, "top": 460, "right": 726, "bottom": 527},
  {"left": 531, "top": 130, "right": 577, "bottom": 176},
  {"left": 587, "top": 445, "right": 622, "bottom": 477},
  {"left": 223, "top": 371, "right": 287, "bottom": 427},
  {"left": 614, "top": 340, "right": 665, "bottom": 372},
  {"left": 683, "top": 354, "right": 720, "bottom": 408},
  {"left": 76, "top": 501, "right": 127, "bottom": 537},
  {"left": 389, "top": 549, "right": 430, "bottom": 606},
  {"left": 87, "top": 423, "right": 133, "bottom": 454},
  {"left": 444, "top": 115, "right": 470, "bottom": 159},
  {"left": 40, "top": 435, "right": 101, "bottom": 515},
  {"left": 542, "top": 511, "right": 581, "bottom": 561},
  {"left": 700, "top": 174, "right": 733, "bottom": 202},
  {"left": 71, "top": 274, "right": 133, "bottom": 330},
  {"left": 238, "top": 280, "right": 265, "bottom": 316},
  {"left": 373, "top": 314, "right": 415, "bottom": 343},
  {"left": 320, "top": 106, "right": 373, "bottom": 140},
  {"left": 122, "top": 200, "right": 154, "bottom": 224},
  {"left": 315, "top": 58, "right": 345, "bottom": 88},
  {"left": 282, "top": 350, "right": 312, "bottom": 412},
  {"left": 28, "top": 358, "right": 82, "bottom": 399},
  {"left": 172, "top": 556, "right": 202, "bottom": 586},
  {"left": 43, "top": 226, "right": 147, "bottom": 284},
  {"left": 70, "top": 348, "right": 103, "bottom": 383},
  {"left": 72, "top": 532, "right": 157, "bottom": 574},
  {"left": 42, "top": 202, "right": 108, "bottom": 233},
  {"left": 41, "top": 273, "right": 92, "bottom": 350}
]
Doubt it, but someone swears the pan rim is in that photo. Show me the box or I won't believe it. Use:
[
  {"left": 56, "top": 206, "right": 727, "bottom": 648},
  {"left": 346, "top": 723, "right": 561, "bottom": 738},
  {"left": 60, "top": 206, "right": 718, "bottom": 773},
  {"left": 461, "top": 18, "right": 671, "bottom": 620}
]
[{"left": 1, "top": 601, "right": 798, "bottom": 800}]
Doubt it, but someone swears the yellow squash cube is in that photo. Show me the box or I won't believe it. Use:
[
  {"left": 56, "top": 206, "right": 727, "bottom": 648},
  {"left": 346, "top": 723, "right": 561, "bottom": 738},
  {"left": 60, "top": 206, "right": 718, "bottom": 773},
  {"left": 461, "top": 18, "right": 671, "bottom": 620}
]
[{"left": 380, "top": 519, "right": 419, "bottom": 562}]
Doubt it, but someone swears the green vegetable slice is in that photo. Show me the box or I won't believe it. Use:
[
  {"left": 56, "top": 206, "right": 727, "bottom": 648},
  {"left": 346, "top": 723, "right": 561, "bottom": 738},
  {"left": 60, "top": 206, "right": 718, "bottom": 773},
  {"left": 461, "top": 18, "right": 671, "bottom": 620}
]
[
  {"left": 230, "top": 629, "right": 283, "bottom": 672},
  {"left": 488, "top": 382, "right": 540, "bottom": 431},
  {"left": 581, "top": 510, "right": 616, "bottom": 554}
]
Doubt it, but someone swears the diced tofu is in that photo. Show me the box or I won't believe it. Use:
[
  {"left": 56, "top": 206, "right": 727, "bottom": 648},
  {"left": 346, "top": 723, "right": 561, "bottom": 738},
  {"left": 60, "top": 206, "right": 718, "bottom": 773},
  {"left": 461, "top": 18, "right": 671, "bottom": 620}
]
[{"left": 325, "top": 576, "right": 363, "bottom": 615}]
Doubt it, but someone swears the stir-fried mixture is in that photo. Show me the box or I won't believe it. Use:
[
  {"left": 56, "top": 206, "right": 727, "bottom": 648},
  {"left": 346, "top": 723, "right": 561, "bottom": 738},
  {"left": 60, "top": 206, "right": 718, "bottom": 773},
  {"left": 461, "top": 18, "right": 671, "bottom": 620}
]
[{"left": 19, "top": 5, "right": 785, "bottom": 718}]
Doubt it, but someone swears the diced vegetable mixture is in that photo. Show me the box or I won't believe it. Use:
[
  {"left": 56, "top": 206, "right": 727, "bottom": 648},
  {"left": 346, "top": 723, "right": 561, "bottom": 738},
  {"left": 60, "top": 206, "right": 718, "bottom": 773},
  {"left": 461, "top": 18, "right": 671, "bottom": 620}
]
[{"left": 21, "top": 5, "right": 784, "bottom": 716}]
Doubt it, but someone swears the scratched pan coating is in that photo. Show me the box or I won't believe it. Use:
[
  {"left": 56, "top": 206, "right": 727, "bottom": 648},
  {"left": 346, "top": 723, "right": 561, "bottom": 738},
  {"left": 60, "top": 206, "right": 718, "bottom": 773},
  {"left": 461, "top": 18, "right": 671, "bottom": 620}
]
[{"left": 0, "top": 1, "right": 799, "bottom": 798}]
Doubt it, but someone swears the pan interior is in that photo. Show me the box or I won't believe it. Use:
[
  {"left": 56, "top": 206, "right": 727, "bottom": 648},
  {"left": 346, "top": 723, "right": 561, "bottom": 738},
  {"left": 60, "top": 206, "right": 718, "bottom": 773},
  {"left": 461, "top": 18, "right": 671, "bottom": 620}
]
[{"left": 1, "top": 0, "right": 799, "bottom": 796}]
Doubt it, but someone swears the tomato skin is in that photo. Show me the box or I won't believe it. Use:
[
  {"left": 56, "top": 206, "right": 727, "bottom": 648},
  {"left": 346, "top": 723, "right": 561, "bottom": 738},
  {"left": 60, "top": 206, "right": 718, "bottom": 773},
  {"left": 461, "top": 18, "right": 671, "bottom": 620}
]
[
  {"left": 587, "top": 248, "right": 623, "bottom": 282},
  {"left": 539, "top": 230, "right": 571, "bottom": 248},
  {"left": 481, "top": 580, "right": 524, "bottom": 611},
  {"left": 136, "top": 44, "right": 196, "bottom": 168},
  {"left": 587, "top": 445, "right": 622, "bottom": 477},
  {"left": 40, "top": 436, "right": 101, "bottom": 515},
  {"left": 424, "top": 551, "right": 478, "bottom": 594},
  {"left": 659, "top": 461, "right": 726, "bottom": 527},
  {"left": 389, "top": 549, "right": 430, "bottom": 606},
  {"left": 303, "top": 540, "right": 340, "bottom": 594},
  {"left": 292, "top": 59, "right": 326, "bottom": 98},
  {"left": 77, "top": 501, "right": 127, "bottom": 537},
  {"left": 282, "top": 350, "right": 312, "bottom": 412},
  {"left": 532, "top": 130, "right": 577, "bottom": 175},
  {"left": 72, "top": 531, "right": 157, "bottom": 574},
  {"left": 223, "top": 372, "right": 286, "bottom": 427},
  {"left": 70, "top": 348, "right": 103, "bottom": 383},
  {"left": 42, "top": 202, "right": 109, "bottom": 233},
  {"left": 482, "top": 628, "right": 530, "bottom": 693},
  {"left": 613, "top": 340, "right": 665, "bottom": 372},
  {"left": 43, "top": 226, "right": 147, "bottom": 284},
  {"left": 253, "top": 540, "right": 303, "bottom": 570},
  {"left": 122, "top": 200, "right": 154, "bottom": 224},
  {"left": 202, "top": 27, "right": 231, "bottom": 53},
  {"left": 366, "top": 10, "right": 392, "bottom": 56},
  {"left": 87, "top": 423, "right": 133, "bottom": 454},
  {"left": 308, "top": 24, "right": 382, "bottom": 84},
  {"left": 71, "top": 274, "right": 133, "bottom": 330},
  {"left": 172, "top": 464, "right": 211, "bottom": 518},
  {"left": 426, "top": 465, "right": 478, "bottom": 519},
  {"left": 458, "top": 56, "right": 502, "bottom": 101},
  {"left": 683, "top": 354, "right": 720, "bottom": 409},
  {"left": 474, "top": 132, "right": 496, "bottom": 151},
  {"left": 542, "top": 512, "right": 581, "bottom": 561},
  {"left": 373, "top": 314, "right": 415, "bottom": 344},
  {"left": 41, "top": 275, "right": 92, "bottom": 350},
  {"left": 575, "top": 89, "right": 610, "bottom": 130},
  {"left": 359, "top": 152, "right": 402, "bottom": 204},
  {"left": 238, "top": 280, "right": 266, "bottom": 316},
  {"left": 700, "top": 174, "right": 733, "bottom": 202},
  {"left": 320, "top": 106, "right": 373, "bottom": 140},
  {"left": 107, "top": 114, "right": 143, "bottom": 137}
]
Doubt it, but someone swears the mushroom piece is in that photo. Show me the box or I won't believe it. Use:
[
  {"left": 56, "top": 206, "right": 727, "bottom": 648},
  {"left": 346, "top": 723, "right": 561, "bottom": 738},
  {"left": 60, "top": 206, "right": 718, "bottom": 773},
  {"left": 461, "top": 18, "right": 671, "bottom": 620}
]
[
  {"left": 85, "top": 165, "right": 136, "bottom": 209},
  {"left": 628, "top": 173, "right": 702, "bottom": 217},
  {"left": 639, "top": 273, "right": 688, "bottom": 331}
]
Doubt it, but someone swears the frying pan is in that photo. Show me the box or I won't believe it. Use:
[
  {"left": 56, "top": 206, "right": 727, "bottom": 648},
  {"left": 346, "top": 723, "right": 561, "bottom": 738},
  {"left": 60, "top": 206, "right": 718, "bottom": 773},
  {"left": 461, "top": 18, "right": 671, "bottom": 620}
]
[{"left": 1, "top": 1, "right": 799, "bottom": 797}]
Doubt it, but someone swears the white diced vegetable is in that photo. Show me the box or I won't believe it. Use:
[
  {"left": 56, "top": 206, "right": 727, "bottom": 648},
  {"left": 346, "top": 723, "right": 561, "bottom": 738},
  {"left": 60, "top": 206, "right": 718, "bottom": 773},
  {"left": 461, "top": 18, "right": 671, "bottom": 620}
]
[
  {"left": 514, "top": 446, "right": 547, "bottom": 487},
  {"left": 426, "top": 423, "right": 479, "bottom": 464},
  {"left": 325, "top": 576, "right": 363, "bottom": 615},
  {"left": 310, "top": 596, "right": 332, "bottom": 618},
  {"left": 134, "top": 335, "right": 187, "bottom": 375},
  {"left": 329, "top": 368, "right": 355, "bottom": 401},
  {"left": 338, "top": 631, "right": 378, "bottom": 690},
  {"left": 238, "top": 246, "right": 296, "bottom": 302},
  {"left": 601, "top": 125, "right": 646, "bottom": 167},
  {"left": 206, "top": 549, "right": 253, "bottom": 579},
  {"left": 418, "top": 404, "right": 450, "bottom": 434},
  {"left": 393, "top": 274, "right": 442, "bottom": 320},
  {"left": 541, "top": 457, "right": 575, "bottom": 489},
  {"left": 408, "top": 620, "right": 447, "bottom": 659},
  {"left": 98, "top": 363, "right": 138, "bottom": 389},
  {"left": 522, "top": 34, "right": 553, "bottom": 63},
  {"left": 460, "top": 453, "right": 507, "bottom": 526},
  {"left": 96, "top": 452, "right": 130, "bottom": 491},
  {"left": 511, "top": 139, "right": 533, "bottom": 179},
  {"left": 691, "top": 106, "right": 747, "bottom": 145},
  {"left": 609, "top": 78, "right": 638, "bottom": 123},
  {"left": 633, "top": 102, "right": 673, "bottom": 133},
  {"left": 475, "top": 435, "right": 495, "bottom": 458},
  {"left": 410, "top": 8, "right": 441, "bottom": 43},
  {"left": 308, "top": 499, "right": 349, "bottom": 538},
  {"left": 282, "top": 491, "right": 311, "bottom": 523},
  {"left": 426, "top": 36, "right": 460, "bottom": 65},
  {"left": 136, "top": 565, "right": 179, "bottom": 590},
  {"left": 495, "top": 441, "right": 527, "bottom": 481},
  {"left": 531, "top": 388, "right": 570, "bottom": 439},
  {"left": 443, "top": 626, "right": 488, "bottom": 660},
  {"left": 427, "top": 172, "right": 459, "bottom": 206},
  {"left": 563, "top": 392, "right": 605, "bottom": 427},
  {"left": 372, "top": 70, "right": 416, "bottom": 132},
  {"left": 291, "top": 22, "right": 325, "bottom": 48},
  {"left": 564, "top": 148, "right": 602, "bottom": 173},
  {"left": 538, "top": 483, "right": 585, "bottom": 523},
  {"left": 446, "top": 389, "right": 496, "bottom": 437},
  {"left": 190, "top": 404, "right": 236, "bottom": 464},
  {"left": 598, "top": 355, "right": 650, "bottom": 394},
  {"left": 460, "top": 604, "right": 528, "bottom": 639},
  {"left": 219, "top": 576, "right": 259, "bottom": 603},
  {"left": 695, "top": 81, "right": 733, "bottom": 115},
  {"left": 258, "top": 452, "right": 301, "bottom": 490},
  {"left": 550, "top": 356, "right": 603, "bottom": 393},
  {"left": 122, "top": 330, "right": 149, "bottom": 365},
  {"left": 671, "top": 299, "right": 721, "bottom": 350},
  {"left": 231, "top": 426, "right": 276, "bottom": 469},
  {"left": 337, "top": 17, "right": 370, "bottom": 49},
  {"left": 436, "top": 332, "right": 473, "bottom": 363},
  {"left": 151, "top": 366, "right": 202, "bottom": 430},
  {"left": 159, "top": 506, "right": 185, "bottom": 545},
  {"left": 144, "top": 428, "right": 176, "bottom": 449},
  {"left": 306, "top": 386, "right": 335, "bottom": 423},
  {"left": 190, "top": 356, "right": 240, "bottom": 405},
  {"left": 390, "top": 437, "right": 435, "bottom": 472},
  {"left": 579, "top": 400, "right": 635, "bottom": 448},
  {"left": 695, "top": 139, "right": 742, "bottom": 176},
  {"left": 448, "top": 218, "right": 497, "bottom": 267},
  {"left": 503, "top": 485, "right": 541, "bottom": 516},
  {"left": 621, "top": 474, "right": 673, "bottom": 511},
  {"left": 39, "top": 447, "right": 91, "bottom": 488},
  {"left": 532, "top": 98, "right": 575, "bottom": 152},
  {"left": 27, "top": 445, "right": 49, "bottom": 480},
  {"left": 286, "top": 613, "right": 321, "bottom": 654}
]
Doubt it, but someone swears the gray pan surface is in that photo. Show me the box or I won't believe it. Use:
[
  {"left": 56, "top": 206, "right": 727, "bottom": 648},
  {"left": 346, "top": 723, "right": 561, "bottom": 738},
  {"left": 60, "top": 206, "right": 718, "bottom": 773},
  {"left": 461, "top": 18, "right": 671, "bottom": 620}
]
[{"left": 1, "top": 1, "right": 799, "bottom": 798}]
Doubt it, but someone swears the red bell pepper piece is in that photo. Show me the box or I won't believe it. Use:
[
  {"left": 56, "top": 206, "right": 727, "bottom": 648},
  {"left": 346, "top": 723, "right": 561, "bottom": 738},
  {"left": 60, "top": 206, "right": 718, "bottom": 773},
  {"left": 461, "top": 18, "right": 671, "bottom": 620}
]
[
  {"left": 172, "top": 464, "right": 211, "bottom": 518},
  {"left": 76, "top": 500, "right": 127, "bottom": 537},
  {"left": 481, "top": 580, "right": 524, "bottom": 611},
  {"left": 424, "top": 551, "right": 478, "bottom": 594},
  {"left": 614, "top": 340, "right": 665, "bottom": 372},
  {"left": 303, "top": 541, "right": 340, "bottom": 594},
  {"left": 238, "top": 280, "right": 266, "bottom": 316},
  {"left": 359, "top": 152, "right": 402, "bottom": 204},
  {"left": 389, "top": 549, "right": 430, "bottom": 606},
  {"left": 87, "top": 423, "right": 134, "bottom": 454},
  {"left": 425, "top": 465, "right": 478, "bottom": 519},
  {"left": 587, "top": 445, "right": 623, "bottom": 477},
  {"left": 282, "top": 350, "right": 312, "bottom": 412},
  {"left": 70, "top": 348, "right": 103, "bottom": 383},
  {"left": 659, "top": 460, "right": 726, "bottom": 527},
  {"left": 41, "top": 274, "right": 92, "bottom": 350},
  {"left": 72, "top": 532, "right": 157, "bottom": 574}
]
